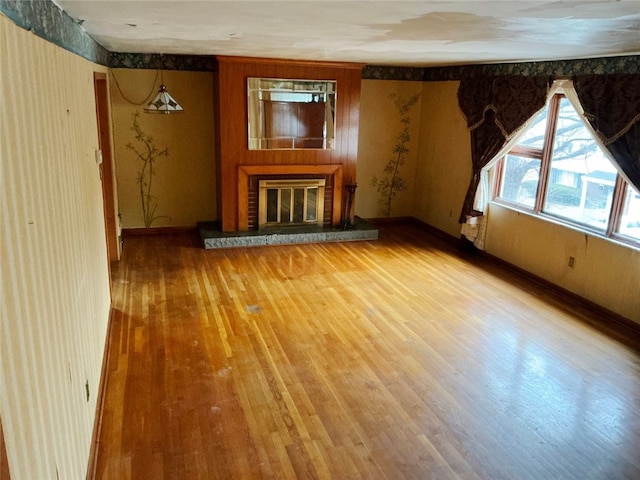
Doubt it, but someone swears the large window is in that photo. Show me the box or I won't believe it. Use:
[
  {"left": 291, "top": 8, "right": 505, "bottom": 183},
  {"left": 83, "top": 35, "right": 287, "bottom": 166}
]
[{"left": 494, "top": 94, "right": 640, "bottom": 246}]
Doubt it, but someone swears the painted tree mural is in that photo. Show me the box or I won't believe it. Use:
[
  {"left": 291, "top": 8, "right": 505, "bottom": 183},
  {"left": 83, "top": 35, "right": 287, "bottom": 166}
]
[
  {"left": 127, "top": 113, "right": 170, "bottom": 227},
  {"left": 370, "top": 92, "right": 420, "bottom": 217}
]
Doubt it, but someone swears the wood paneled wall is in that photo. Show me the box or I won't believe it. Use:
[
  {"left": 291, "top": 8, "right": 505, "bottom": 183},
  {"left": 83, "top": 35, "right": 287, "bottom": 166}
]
[{"left": 216, "top": 56, "right": 362, "bottom": 231}]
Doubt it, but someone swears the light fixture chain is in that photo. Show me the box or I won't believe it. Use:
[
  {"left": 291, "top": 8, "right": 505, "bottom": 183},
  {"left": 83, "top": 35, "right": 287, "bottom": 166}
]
[{"left": 110, "top": 70, "right": 160, "bottom": 106}]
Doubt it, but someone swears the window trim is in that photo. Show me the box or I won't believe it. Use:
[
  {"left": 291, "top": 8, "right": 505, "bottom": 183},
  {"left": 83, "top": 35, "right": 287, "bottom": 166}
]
[
  {"left": 492, "top": 93, "right": 640, "bottom": 249},
  {"left": 535, "top": 94, "right": 561, "bottom": 213}
]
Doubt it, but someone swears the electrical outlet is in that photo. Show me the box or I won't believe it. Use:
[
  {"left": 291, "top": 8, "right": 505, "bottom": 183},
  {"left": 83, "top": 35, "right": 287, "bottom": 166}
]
[{"left": 568, "top": 256, "right": 575, "bottom": 268}]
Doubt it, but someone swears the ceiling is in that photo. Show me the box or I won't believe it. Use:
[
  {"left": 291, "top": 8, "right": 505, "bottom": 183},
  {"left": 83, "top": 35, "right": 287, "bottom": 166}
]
[{"left": 52, "top": 1, "right": 640, "bottom": 66}]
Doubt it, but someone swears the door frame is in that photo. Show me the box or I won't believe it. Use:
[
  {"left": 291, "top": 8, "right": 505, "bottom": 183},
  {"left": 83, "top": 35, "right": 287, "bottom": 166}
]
[{"left": 93, "top": 72, "right": 119, "bottom": 266}]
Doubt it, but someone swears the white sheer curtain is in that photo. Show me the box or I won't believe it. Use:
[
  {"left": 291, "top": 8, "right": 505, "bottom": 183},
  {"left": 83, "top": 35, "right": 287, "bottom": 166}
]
[{"left": 461, "top": 80, "right": 577, "bottom": 249}]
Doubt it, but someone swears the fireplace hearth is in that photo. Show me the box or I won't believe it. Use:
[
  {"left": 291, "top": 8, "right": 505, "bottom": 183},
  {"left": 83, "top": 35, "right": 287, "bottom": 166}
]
[{"left": 198, "top": 216, "right": 378, "bottom": 249}]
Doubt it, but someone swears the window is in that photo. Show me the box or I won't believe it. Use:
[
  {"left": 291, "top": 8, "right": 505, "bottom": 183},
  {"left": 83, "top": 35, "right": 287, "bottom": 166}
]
[
  {"left": 619, "top": 184, "right": 640, "bottom": 241},
  {"left": 494, "top": 94, "right": 640, "bottom": 247}
]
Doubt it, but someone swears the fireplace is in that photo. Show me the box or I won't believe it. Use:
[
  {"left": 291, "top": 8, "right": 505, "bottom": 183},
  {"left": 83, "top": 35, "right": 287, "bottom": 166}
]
[
  {"left": 237, "top": 165, "right": 344, "bottom": 231},
  {"left": 258, "top": 179, "right": 326, "bottom": 229}
]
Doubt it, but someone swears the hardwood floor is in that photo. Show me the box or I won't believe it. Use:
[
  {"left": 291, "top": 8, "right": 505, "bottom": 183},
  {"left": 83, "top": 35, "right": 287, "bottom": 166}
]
[{"left": 95, "top": 224, "right": 640, "bottom": 479}]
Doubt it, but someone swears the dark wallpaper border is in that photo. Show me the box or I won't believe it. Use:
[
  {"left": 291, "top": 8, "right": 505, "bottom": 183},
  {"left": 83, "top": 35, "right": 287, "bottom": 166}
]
[{"left": 0, "top": 0, "right": 109, "bottom": 65}]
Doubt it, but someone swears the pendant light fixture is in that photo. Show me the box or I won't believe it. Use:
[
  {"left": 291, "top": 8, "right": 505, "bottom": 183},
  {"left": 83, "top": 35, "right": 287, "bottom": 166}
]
[{"left": 144, "top": 70, "right": 183, "bottom": 114}]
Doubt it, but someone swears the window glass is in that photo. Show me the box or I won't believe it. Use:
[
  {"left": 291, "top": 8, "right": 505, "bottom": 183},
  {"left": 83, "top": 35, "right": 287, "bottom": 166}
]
[
  {"left": 499, "top": 154, "right": 540, "bottom": 208},
  {"left": 516, "top": 105, "right": 549, "bottom": 149},
  {"left": 494, "top": 93, "right": 639, "bottom": 248},
  {"left": 619, "top": 184, "right": 640, "bottom": 241},
  {"left": 543, "top": 98, "right": 616, "bottom": 230}
]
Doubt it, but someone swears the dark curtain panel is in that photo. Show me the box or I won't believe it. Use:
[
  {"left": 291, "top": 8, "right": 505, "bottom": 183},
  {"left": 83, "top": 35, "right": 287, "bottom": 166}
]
[
  {"left": 457, "top": 76, "right": 550, "bottom": 222},
  {"left": 573, "top": 75, "right": 640, "bottom": 192}
]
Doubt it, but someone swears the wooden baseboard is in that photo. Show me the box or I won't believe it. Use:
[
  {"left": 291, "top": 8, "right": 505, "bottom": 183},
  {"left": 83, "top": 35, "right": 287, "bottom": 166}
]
[
  {"left": 479, "top": 250, "right": 640, "bottom": 348},
  {"left": 404, "top": 217, "right": 471, "bottom": 249},
  {"left": 364, "top": 216, "right": 415, "bottom": 225},
  {"left": 121, "top": 226, "right": 198, "bottom": 237},
  {"left": 85, "top": 307, "right": 117, "bottom": 480},
  {"left": 404, "top": 217, "right": 640, "bottom": 348}
]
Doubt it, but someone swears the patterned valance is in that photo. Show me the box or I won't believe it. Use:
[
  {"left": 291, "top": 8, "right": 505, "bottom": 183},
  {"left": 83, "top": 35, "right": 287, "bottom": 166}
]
[
  {"left": 574, "top": 75, "right": 640, "bottom": 191},
  {"left": 458, "top": 76, "right": 550, "bottom": 138},
  {"left": 457, "top": 76, "right": 550, "bottom": 222}
]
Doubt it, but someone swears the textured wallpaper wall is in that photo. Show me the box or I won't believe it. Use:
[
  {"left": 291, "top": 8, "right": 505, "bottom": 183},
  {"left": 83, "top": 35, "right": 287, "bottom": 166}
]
[{"left": 1, "top": 15, "right": 111, "bottom": 479}]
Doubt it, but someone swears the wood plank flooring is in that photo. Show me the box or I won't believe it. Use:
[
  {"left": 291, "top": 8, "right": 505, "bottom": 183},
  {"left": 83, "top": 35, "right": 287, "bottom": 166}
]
[{"left": 94, "top": 224, "right": 640, "bottom": 479}]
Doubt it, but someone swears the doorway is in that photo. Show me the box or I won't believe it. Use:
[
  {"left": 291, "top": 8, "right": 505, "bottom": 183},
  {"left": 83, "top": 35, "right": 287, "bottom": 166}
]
[{"left": 93, "top": 73, "right": 119, "bottom": 267}]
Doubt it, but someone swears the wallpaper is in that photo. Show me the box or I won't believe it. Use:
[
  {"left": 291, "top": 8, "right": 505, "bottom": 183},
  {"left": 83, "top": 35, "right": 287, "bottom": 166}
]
[
  {"left": 110, "top": 52, "right": 216, "bottom": 71},
  {"left": 421, "top": 55, "right": 640, "bottom": 81},
  {"left": 2, "top": 14, "right": 112, "bottom": 479},
  {"left": 362, "top": 65, "right": 424, "bottom": 81}
]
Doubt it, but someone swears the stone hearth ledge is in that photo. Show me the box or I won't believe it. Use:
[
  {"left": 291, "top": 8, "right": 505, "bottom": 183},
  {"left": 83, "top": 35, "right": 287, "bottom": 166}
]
[{"left": 198, "top": 217, "right": 378, "bottom": 249}]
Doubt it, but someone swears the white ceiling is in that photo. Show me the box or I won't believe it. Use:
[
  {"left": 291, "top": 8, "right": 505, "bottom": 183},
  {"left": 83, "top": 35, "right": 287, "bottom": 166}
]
[{"left": 52, "top": 1, "right": 640, "bottom": 66}]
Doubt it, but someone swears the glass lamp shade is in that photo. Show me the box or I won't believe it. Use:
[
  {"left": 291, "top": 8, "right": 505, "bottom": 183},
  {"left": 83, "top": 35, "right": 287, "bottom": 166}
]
[{"left": 144, "top": 85, "right": 183, "bottom": 114}]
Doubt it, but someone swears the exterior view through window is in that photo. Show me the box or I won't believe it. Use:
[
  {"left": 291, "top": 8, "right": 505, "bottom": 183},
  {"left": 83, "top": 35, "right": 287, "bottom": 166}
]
[{"left": 494, "top": 94, "right": 640, "bottom": 246}]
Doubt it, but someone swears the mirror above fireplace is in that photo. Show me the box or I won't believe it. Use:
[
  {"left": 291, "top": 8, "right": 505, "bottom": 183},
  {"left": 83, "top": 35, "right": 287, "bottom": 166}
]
[{"left": 247, "top": 77, "right": 336, "bottom": 150}]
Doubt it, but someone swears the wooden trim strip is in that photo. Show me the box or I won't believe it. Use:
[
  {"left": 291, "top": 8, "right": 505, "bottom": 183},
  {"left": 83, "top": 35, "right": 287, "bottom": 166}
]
[
  {"left": 121, "top": 226, "right": 198, "bottom": 236},
  {"left": 365, "top": 216, "right": 416, "bottom": 225},
  {"left": 479, "top": 249, "right": 640, "bottom": 348},
  {"left": 85, "top": 306, "right": 115, "bottom": 480},
  {"left": 408, "top": 217, "right": 640, "bottom": 348},
  {"left": 534, "top": 93, "right": 562, "bottom": 213},
  {"left": 216, "top": 55, "right": 364, "bottom": 70}
]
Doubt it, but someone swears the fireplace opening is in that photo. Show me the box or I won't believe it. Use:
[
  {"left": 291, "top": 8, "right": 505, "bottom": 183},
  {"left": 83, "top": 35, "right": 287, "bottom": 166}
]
[{"left": 258, "top": 179, "right": 325, "bottom": 229}]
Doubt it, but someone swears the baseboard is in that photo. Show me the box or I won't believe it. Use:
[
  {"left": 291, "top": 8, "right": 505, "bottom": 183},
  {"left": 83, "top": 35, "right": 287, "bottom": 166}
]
[
  {"left": 404, "top": 217, "right": 471, "bottom": 250},
  {"left": 366, "top": 216, "right": 469, "bottom": 248},
  {"left": 121, "top": 225, "right": 198, "bottom": 236},
  {"left": 479, "top": 250, "right": 640, "bottom": 348},
  {"left": 404, "top": 217, "right": 640, "bottom": 347},
  {"left": 85, "top": 307, "right": 117, "bottom": 480},
  {"left": 365, "top": 216, "right": 415, "bottom": 225}
]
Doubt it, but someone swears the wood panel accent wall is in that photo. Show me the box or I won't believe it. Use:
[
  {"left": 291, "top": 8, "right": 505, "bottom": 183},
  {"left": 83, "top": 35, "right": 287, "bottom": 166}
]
[
  {"left": 263, "top": 100, "right": 326, "bottom": 148},
  {"left": 216, "top": 56, "right": 363, "bottom": 231}
]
